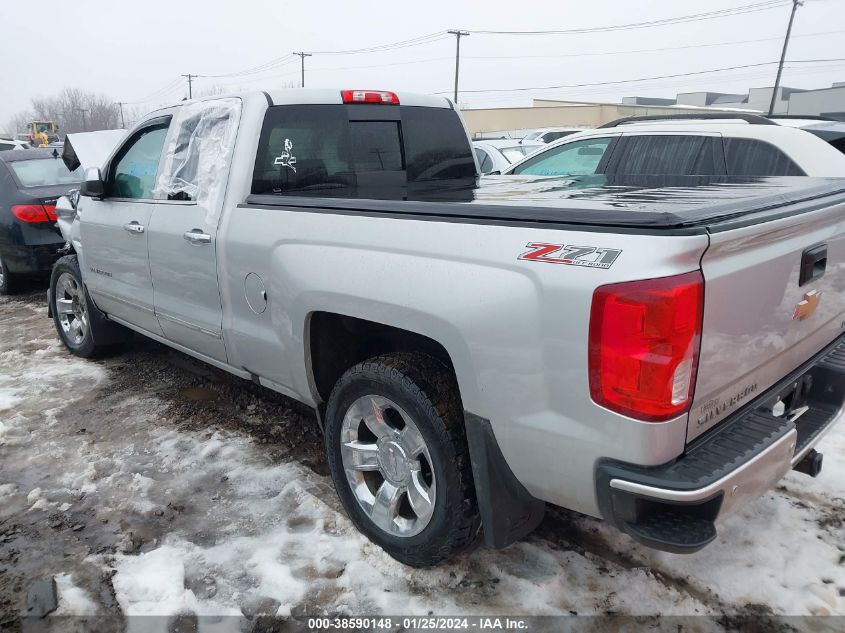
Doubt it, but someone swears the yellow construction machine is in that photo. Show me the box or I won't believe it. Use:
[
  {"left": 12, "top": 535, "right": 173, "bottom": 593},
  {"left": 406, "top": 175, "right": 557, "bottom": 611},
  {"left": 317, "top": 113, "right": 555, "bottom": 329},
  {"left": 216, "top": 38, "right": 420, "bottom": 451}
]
[{"left": 29, "top": 121, "right": 60, "bottom": 147}]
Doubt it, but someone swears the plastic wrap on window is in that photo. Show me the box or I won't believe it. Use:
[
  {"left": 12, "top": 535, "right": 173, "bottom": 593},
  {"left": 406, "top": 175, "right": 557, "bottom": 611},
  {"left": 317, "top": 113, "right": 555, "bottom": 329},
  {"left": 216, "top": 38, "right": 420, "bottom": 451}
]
[{"left": 155, "top": 98, "right": 242, "bottom": 225}]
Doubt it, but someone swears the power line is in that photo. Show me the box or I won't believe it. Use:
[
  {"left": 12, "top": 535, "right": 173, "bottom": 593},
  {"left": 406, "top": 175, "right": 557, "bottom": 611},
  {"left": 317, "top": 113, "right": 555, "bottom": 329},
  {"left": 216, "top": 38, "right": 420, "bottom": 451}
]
[
  {"left": 309, "top": 31, "right": 449, "bottom": 55},
  {"left": 460, "top": 63, "right": 845, "bottom": 106},
  {"left": 469, "top": 1, "right": 789, "bottom": 35},
  {"left": 196, "top": 27, "right": 844, "bottom": 81},
  {"left": 440, "top": 58, "right": 845, "bottom": 95},
  {"left": 198, "top": 55, "right": 298, "bottom": 79},
  {"left": 128, "top": 77, "right": 184, "bottom": 104},
  {"left": 462, "top": 29, "right": 845, "bottom": 61},
  {"left": 481, "top": 62, "right": 845, "bottom": 101}
]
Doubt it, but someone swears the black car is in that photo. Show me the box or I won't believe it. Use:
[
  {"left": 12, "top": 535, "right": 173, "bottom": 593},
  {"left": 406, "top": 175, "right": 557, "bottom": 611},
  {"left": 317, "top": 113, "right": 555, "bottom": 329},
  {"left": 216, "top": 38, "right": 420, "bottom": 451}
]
[{"left": 0, "top": 148, "right": 81, "bottom": 294}]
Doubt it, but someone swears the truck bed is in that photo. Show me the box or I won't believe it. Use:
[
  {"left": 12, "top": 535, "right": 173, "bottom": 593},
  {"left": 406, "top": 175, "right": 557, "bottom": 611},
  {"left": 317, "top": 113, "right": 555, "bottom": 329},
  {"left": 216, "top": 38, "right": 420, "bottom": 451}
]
[{"left": 245, "top": 175, "right": 845, "bottom": 234}]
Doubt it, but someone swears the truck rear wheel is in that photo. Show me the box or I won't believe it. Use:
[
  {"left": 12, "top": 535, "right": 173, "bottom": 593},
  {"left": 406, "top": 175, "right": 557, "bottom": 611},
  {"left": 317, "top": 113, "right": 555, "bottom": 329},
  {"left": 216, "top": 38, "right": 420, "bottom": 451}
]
[
  {"left": 50, "top": 255, "right": 128, "bottom": 358},
  {"left": 324, "top": 353, "right": 480, "bottom": 567}
]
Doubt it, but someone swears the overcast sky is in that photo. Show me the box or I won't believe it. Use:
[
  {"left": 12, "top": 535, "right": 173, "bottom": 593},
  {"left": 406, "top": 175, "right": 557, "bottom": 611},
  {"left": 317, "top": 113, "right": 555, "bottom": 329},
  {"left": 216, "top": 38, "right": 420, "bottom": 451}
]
[{"left": 2, "top": 0, "right": 843, "bottom": 128}]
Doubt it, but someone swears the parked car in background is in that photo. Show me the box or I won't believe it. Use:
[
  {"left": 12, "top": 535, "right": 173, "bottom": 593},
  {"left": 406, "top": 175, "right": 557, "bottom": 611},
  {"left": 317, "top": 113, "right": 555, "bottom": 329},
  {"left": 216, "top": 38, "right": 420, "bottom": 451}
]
[
  {"left": 0, "top": 148, "right": 81, "bottom": 293},
  {"left": 769, "top": 116, "right": 845, "bottom": 156},
  {"left": 0, "top": 139, "right": 30, "bottom": 152},
  {"left": 473, "top": 139, "right": 544, "bottom": 174},
  {"left": 520, "top": 127, "right": 585, "bottom": 144},
  {"left": 504, "top": 113, "right": 845, "bottom": 177}
]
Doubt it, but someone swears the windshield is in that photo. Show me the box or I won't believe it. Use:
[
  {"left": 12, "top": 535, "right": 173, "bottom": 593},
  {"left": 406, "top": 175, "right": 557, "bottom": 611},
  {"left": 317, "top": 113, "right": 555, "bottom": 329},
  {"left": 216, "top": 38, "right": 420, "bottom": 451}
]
[{"left": 9, "top": 158, "right": 82, "bottom": 187}]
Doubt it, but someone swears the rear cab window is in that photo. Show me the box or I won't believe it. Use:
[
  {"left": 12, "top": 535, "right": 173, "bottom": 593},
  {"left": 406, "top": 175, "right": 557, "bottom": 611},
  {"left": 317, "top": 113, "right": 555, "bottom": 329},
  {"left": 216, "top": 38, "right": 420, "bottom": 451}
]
[{"left": 251, "top": 104, "right": 476, "bottom": 196}]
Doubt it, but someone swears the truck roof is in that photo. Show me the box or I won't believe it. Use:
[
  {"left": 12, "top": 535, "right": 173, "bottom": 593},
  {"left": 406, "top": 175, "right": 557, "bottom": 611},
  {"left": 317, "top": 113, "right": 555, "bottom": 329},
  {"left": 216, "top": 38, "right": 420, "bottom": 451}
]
[
  {"left": 246, "top": 174, "right": 845, "bottom": 235},
  {"left": 157, "top": 89, "right": 453, "bottom": 111}
]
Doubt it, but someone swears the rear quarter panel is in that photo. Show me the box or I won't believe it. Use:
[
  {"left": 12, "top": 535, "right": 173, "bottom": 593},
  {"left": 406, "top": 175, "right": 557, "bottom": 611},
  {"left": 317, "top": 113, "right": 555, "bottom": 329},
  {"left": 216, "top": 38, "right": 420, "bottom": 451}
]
[{"left": 219, "top": 202, "right": 710, "bottom": 517}]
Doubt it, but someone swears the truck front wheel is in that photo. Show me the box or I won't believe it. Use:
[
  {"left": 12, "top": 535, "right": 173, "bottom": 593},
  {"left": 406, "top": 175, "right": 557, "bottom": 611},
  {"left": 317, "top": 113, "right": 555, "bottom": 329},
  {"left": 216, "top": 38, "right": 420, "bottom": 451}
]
[
  {"left": 324, "top": 353, "right": 480, "bottom": 567},
  {"left": 50, "top": 255, "right": 128, "bottom": 358}
]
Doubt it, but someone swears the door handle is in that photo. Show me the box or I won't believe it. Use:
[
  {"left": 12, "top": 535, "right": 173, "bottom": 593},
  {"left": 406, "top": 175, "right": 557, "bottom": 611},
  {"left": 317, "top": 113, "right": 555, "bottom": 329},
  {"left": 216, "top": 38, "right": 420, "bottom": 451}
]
[
  {"left": 123, "top": 222, "right": 145, "bottom": 234},
  {"left": 183, "top": 229, "right": 212, "bottom": 245}
]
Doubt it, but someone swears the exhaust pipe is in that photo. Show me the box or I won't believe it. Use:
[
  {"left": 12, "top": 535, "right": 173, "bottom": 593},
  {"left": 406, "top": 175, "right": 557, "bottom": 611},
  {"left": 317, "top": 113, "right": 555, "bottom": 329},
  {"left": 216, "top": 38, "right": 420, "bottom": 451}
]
[{"left": 793, "top": 449, "right": 823, "bottom": 478}]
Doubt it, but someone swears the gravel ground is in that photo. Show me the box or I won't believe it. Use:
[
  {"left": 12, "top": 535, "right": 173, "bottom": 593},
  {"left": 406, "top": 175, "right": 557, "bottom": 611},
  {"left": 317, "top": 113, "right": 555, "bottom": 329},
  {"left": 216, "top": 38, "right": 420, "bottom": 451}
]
[{"left": 1, "top": 285, "right": 844, "bottom": 631}]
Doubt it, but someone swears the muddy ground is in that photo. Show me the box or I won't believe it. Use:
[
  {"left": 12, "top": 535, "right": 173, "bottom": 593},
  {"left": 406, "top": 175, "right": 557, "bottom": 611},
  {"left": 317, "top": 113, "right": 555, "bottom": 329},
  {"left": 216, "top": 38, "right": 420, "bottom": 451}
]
[{"left": 1, "top": 285, "right": 843, "bottom": 632}]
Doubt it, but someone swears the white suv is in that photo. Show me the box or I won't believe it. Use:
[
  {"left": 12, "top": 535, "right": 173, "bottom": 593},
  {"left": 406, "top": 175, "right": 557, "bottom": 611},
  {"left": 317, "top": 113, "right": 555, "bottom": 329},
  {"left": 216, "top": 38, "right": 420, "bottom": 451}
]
[{"left": 503, "top": 114, "right": 845, "bottom": 178}]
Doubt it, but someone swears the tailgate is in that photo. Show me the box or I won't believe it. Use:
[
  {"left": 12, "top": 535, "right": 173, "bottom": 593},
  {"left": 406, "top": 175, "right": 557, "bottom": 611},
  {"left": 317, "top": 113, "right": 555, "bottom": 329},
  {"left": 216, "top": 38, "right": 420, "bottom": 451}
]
[{"left": 690, "top": 200, "right": 845, "bottom": 442}]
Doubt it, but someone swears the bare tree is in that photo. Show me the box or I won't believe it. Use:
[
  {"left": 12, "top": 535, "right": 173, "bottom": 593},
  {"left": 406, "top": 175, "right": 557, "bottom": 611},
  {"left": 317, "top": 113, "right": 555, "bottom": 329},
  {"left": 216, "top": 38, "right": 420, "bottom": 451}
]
[{"left": 7, "top": 88, "right": 121, "bottom": 137}]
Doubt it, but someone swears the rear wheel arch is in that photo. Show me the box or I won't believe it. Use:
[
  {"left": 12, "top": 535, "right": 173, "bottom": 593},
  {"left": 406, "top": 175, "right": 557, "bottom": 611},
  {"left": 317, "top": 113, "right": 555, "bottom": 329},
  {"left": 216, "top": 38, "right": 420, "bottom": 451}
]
[{"left": 306, "top": 311, "right": 472, "bottom": 407}]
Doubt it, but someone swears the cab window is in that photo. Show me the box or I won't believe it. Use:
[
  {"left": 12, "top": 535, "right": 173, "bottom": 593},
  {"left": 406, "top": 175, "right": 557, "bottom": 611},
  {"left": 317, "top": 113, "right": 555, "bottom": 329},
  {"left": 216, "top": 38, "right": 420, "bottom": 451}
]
[
  {"left": 107, "top": 122, "right": 170, "bottom": 199},
  {"left": 512, "top": 137, "right": 613, "bottom": 176}
]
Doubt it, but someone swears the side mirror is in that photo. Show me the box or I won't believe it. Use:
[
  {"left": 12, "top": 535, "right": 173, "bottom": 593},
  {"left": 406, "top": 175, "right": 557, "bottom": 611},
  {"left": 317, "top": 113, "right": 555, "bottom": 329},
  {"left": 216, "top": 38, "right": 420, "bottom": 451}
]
[{"left": 80, "top": 167, "right": 105, "bottom": 198}]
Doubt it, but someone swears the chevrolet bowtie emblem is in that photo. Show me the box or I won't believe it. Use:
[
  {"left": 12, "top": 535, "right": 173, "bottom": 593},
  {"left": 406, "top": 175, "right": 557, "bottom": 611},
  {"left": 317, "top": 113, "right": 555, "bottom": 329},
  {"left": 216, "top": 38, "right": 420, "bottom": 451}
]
[{"left": 793, "top": 290, "right": 822, "bottom": 321}]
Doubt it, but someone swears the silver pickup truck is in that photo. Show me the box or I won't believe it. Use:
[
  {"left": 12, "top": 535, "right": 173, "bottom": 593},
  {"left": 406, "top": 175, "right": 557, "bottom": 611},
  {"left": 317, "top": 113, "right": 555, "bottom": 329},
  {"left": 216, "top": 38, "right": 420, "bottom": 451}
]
[{"left": 49, "top": 90, "right": 845, "bottom": 567}]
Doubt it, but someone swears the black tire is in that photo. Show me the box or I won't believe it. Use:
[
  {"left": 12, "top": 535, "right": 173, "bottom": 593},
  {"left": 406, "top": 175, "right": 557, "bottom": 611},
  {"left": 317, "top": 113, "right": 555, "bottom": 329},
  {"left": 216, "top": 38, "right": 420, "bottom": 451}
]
[
  {"left": 325, "top": 352, "right": 480, "bottom": 567},
  {"left": 0, "top": 253, "right": 17, "bottom": 295},
  {"left": 50, "top": 255, "right": 128, "bottom": 358}
]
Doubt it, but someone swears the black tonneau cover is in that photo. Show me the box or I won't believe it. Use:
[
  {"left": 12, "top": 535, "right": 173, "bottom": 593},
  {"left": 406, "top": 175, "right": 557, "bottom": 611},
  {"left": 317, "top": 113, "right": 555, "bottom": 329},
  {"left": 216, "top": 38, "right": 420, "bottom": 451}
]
[{"left": 245, "top": 174, "right": 845, "bottom": 235}]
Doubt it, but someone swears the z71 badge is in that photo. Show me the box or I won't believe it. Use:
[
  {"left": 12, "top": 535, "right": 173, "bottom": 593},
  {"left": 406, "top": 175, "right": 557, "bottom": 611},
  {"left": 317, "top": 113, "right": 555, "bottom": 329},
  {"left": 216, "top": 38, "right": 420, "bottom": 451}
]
[{"left": 519, "top": 243, "right": 622, "bottom": 269}]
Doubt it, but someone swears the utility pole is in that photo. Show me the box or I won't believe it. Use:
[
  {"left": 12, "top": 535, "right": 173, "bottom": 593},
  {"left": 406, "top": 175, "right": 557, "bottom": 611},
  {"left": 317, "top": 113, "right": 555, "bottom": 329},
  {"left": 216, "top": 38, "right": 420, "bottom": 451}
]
[
  {"left": 181, "top": 73, "right": 195, "bottom": 99},
  {"left": 114, "top": 102, "right": 126, "bottom": 128},
  {"left": 75, "top": 108, "right": 89, "bottom": 132},
  {"left": 768, "top": 0, "right": 803, "bottom": 116},
  {"left": 292, "top": 52, "right": 312, "bottom": 88},
  {"left": 447, "top": 30, "right": 469, "bottom": 105}
]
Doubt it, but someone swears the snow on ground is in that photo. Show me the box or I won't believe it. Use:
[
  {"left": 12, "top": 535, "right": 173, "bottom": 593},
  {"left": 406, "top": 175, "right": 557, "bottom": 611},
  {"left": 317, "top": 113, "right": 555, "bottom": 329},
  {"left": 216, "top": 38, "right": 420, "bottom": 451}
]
[
  {"left": 53, "top": 573, "right": 100, "bottom": 616},
  {"left": 1, "top": 290, "right": 844, "bottom": 628}
]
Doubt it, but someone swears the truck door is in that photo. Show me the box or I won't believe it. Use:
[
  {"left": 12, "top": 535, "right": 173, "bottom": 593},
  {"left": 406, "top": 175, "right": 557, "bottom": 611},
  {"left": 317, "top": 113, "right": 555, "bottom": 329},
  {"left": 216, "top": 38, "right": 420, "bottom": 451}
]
[
  {"left": 79, "top": 116, "right": 172, "bottom": 335},
  {"left": 147, "top": 99, "right": 241, "bottom": 363}
]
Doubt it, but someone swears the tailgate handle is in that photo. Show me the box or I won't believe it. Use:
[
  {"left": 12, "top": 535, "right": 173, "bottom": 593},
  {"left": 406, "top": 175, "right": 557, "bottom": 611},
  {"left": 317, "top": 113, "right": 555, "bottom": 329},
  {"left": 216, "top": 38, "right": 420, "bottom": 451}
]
[{"left": 799, "top": 244, "right": 827, "bottom": 286}]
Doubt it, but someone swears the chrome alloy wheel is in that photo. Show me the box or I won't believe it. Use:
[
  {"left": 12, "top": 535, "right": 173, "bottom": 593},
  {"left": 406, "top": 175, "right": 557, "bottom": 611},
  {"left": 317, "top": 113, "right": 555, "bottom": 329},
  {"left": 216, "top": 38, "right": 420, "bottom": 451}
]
[
  {"left": 340, "top": 395, "right": 436, "bottom": 537},
  {"left": 55, "top": 272, "right": 89, "bottom": 346}
]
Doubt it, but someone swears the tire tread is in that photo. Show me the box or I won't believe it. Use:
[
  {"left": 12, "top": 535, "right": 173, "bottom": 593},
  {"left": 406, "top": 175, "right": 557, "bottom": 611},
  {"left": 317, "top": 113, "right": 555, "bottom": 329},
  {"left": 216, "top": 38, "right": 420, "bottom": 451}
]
[{"left": 326, "top": 352, "right": 480, "bottom": 567}]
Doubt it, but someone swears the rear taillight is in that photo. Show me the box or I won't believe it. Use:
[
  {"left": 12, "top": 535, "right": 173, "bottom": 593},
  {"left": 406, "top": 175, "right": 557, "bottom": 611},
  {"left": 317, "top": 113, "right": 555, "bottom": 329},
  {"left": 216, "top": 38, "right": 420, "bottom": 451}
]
[
  {"left": 341, "top": 89, "right": 399, "bottom": 104},
  {"left": 11, "top": 204, "right": 52, "bottom": 223},
  {"left": 588, "top": 271, "right": 704, "bottom": 422}
]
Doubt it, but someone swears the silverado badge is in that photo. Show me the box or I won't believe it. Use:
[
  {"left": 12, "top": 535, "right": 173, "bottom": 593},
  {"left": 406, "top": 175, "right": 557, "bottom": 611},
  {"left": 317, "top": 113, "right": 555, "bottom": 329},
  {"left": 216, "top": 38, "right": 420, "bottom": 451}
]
[{"left": 793, "top": 290, "right": 822, "bottom": 321}]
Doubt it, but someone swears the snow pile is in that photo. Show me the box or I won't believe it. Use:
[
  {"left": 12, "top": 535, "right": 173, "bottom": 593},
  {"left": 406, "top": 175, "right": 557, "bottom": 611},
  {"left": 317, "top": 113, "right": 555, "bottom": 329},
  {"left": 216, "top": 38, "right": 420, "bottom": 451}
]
[{"left": 54, "top": 573, "right": 100, "bottom": 616}]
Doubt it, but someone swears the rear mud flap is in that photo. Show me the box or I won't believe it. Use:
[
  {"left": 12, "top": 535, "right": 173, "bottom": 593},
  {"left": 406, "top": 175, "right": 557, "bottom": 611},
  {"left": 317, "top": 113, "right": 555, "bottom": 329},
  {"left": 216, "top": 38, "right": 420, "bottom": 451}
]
[{"left": 465, "top": 412, "right": 545, "bottom": 548}]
